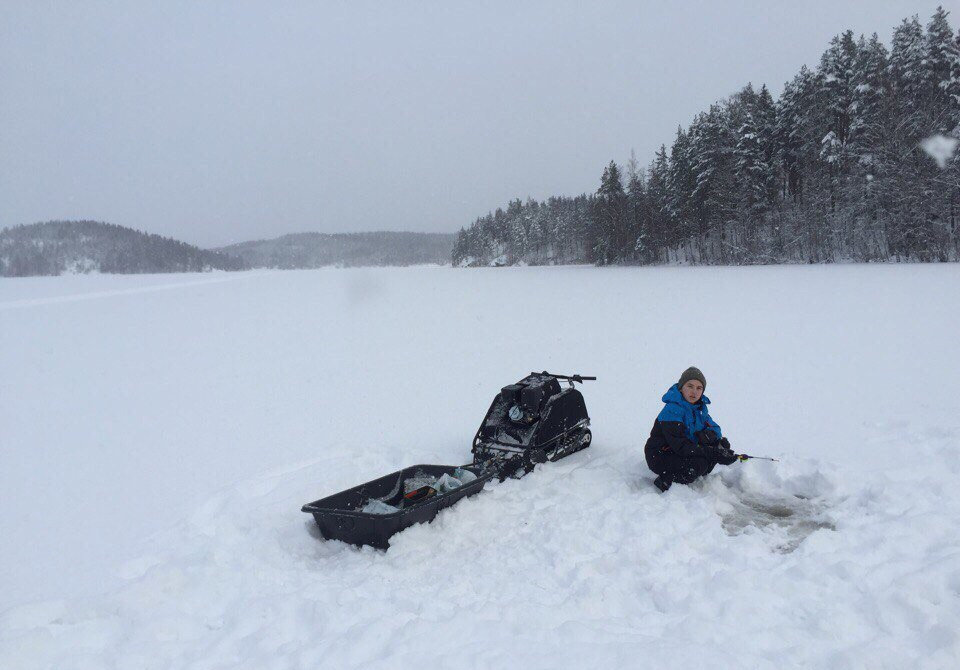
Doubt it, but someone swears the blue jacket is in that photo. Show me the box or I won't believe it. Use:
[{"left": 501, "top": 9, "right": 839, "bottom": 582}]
[{"left": 656, "top": 384, "right": 722, "bottom": 442}]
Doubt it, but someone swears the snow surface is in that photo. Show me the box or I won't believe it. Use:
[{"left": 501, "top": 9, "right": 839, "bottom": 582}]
[{"left": 2, "top": 265, "right": 960, "bottom": 668}]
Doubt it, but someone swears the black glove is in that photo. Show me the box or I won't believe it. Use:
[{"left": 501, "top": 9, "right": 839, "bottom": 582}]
[
  {"left": 716, "top": 437, "right": 738, "bottom": 465},
  {"left": 695, "top": 429, "right": 720, "bottom": 446}
]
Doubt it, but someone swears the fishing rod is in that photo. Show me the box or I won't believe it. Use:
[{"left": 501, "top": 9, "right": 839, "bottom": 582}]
[
  {"left": 736, "top": 453, "right": 779, "bottom": 462},
  {"left": 718, "top": 438, "right": 779, "bottom": 463}
]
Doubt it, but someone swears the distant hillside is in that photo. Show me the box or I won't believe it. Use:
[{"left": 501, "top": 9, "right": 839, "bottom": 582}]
[
  {"left": 0, "top": 221, "right": 245, "bottom": 277},
  {"left": 215, "top": 231, "right": 454, "bottom": 268}
]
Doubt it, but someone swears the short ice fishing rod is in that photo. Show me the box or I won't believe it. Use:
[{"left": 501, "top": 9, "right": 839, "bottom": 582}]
[
  {"left": 736, "top": 453, "right": 779, "bottom": 462},
  {"left": 718, "top": 438, "right": 779, "bottom": 463}
]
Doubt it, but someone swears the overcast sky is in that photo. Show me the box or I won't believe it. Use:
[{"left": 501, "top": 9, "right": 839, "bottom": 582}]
[{"left": 0, "top": 1, "right": 947, "bottom": 247}]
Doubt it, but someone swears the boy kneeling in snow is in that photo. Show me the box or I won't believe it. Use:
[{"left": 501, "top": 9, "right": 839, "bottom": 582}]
[{"left": 644, "top": 367, "right": 738, "bottom": 492}]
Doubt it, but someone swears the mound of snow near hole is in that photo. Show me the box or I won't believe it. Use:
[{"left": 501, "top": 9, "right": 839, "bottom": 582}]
[{"left": 2, "top": 266, "right": 959, "bottom": 668}]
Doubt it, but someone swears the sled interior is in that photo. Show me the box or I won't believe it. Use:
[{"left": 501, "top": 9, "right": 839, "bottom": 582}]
[{"left": 301, "top": 464, "right": 491, "bottom": 549}]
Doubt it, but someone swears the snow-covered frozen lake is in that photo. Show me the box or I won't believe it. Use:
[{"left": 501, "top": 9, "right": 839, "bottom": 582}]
[{"left": 2, "top": 265, "right": 959, "bottom": 668}]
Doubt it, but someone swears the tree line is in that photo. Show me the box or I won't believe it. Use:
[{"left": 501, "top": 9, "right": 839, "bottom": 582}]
[
  {"left": 452, "top": 8, "right": 960, "bottom": 266},
  {"left": 0, "top": 222, "right": 457, "bottom": 277},
  {"left": 0, "top": 221, "right": 244, "bottom": 277},
  {"left": 215, "top": 231, "right": 454, "bottom": 269}
]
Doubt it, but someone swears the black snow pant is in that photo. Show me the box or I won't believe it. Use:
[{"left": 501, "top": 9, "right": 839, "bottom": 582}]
[{"left": 645, "top": 444, "right": 718, "bottom": 485}]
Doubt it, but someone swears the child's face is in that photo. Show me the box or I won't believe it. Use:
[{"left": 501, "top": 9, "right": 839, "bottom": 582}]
[{"left": 681, "top": 380, "right": 704, "bottom": 404}]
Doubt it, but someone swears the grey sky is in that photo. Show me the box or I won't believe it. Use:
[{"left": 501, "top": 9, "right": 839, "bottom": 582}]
[{"left": 0, "top": 1, "right": 946, "bottom": 247}]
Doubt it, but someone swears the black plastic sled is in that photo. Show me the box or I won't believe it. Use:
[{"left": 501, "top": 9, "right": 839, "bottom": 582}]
[
  {"left": 302, "top": 464, "right": 492, "bottom": 549},
  {"left": 302, "top": 372, "right": 594, "bottom": 549}
]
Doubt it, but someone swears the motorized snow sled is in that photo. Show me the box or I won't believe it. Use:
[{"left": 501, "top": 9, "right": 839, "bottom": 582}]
[
  {"left": 302, "top": 371, "right": 594, "bottom": 549},
  {"left": 471, "top": 371, "right": 594, "bottom": 479}
]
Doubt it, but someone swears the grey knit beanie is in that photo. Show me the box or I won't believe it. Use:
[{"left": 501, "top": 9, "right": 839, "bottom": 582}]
[{"left": 678, "top": 366, "right": 706, "bottom": 391}]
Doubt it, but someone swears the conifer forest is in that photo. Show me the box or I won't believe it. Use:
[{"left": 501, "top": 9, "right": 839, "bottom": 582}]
[{"left": 452, "top": 9, "right": 960, "bottom": 266}]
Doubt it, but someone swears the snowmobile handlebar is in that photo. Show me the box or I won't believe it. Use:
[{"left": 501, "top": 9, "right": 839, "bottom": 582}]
[{"left": 537, "top": 372, "right": 596, "bottom": 384}]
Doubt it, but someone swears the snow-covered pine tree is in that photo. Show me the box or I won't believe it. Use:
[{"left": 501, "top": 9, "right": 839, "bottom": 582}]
[
  {"left": 817, "top": 31, "right": 859, "bottom": 230},
  {"left": 626, "top": 150, "right": 650, "bottom": 263},
  {"left": 947, "top": 21, "right": 960, "bottom": 133},
  {"left": 666, "top": 127, "right": 697, "bottom": 258},
  {"left": 925, "top": 6, "right": 957, "bottom": 133},
  {"left": 922, "top": 8, "right": 960, "bottom": 257},
  {"left": 819, "top": 31, "right": 858, "bottom": 148},
  {"left": 646, "top": 146, "right": 671, "bottom": 261},
  {"left": 756, "top": 84, "right": 780, "bottom": 207},
  {"left": 735, "top": 113, "right": 768, "bottom": 213},
  {"left": 775, "top": 67, "right": 818, "bottom": 204},
  {"left": 451, "top": 227, "right": 468, "bottom": 266},
  {"left": 849, "top": 34, "right": 890, "bottom": 171},
  {"left": 591, "top": 161, "right": 629, "bottom": 264},
  {"left": 890, "top": 16, "right": 927, "bottom": 141},
  {"left": 846, "top": 33, "right": 892, "bottom": 257},
  {"left": 688, "top": 104, "right": 737, "bottom": 262}
]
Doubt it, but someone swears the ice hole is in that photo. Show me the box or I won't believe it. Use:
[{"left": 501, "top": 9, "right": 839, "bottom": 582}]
[{"left": 719, "top": 492, "right": 836, "bottom": 553}]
